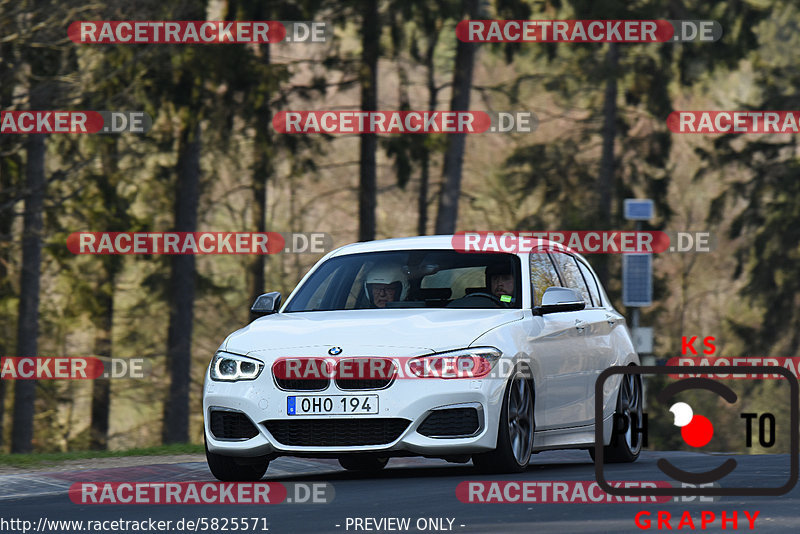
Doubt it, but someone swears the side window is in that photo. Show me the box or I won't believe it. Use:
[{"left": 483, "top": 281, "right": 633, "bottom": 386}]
[
  {"left": 298, "top": 262, "right": 356, "bottom": 311},
  {"left": 549, "top": 252, "right": 592, "bottom": 306},
  {"left": 529, "top": 251, "right": 561, "bottom": 306},
  {"left": 346, "top": 263, "right": 370, "bottom": 308},
  {"left": 306, "top": 269, "right": 336, "bottom": 310},
  {"left": 576, "top": 259, "right": 602, "bottom": 307}
]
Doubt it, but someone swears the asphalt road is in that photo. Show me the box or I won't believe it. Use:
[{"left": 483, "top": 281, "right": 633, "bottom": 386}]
[{"left": 0, "top": 450, "right": 797, "bottom": 534}]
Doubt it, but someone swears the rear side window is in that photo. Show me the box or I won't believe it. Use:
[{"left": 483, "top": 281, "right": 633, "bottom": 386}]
[
  {"left": 529, "top": 252, "right": 561, "bottom": 306},
  {"left": 549, "top": 251, "right": 592, "bottom": 306},
  {"left": 576, "top": 259, "right": 602, "bottom": 307}
]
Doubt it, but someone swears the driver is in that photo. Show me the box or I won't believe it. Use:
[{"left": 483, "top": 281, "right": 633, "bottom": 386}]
[
  {"left": 486, "top": 263, "right": 515, "bottom": 302},
  {"left": 364, "top": 265, "right": 408, "bottom": 308}
]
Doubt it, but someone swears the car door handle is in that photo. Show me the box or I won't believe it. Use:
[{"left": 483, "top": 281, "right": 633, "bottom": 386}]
[
  {"left": 605, "top": 314, "right": 617, "bottom": 326},
  {"left": 575, "top": 319, "right": 586, "bottom": 333}
]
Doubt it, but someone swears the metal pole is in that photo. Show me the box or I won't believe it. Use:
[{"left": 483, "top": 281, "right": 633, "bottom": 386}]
[{"left": 631, "top": 219, "right": 642, "bottom": 329}]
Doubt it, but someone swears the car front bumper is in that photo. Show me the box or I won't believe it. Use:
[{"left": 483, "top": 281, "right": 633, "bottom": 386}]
[{"left": 203, "top": 368, "right": 507, "bottom": 458}]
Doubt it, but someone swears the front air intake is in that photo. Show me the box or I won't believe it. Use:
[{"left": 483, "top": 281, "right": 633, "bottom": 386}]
[
  {"left": 417, "top": 407, "right": 480, "bottom": 438},
  {"left": 209, "top": 410, "right": 259, "bottom": 440},
  {"left": 263, "top": 418, "right": 410, "bottom": 446}
]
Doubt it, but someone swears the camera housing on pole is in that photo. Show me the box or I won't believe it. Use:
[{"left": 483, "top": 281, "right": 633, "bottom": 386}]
[{"left": 623, "top": 199, "right": 654, "bottom": 364}]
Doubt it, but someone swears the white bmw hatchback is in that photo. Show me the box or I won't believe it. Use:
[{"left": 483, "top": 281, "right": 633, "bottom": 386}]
[{"left": 202, "top": 235, "right": 642, "bottom": 480}]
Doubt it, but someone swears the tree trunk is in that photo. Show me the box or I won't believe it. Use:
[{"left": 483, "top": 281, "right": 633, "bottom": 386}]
[
  {"left": 89, "top": 141, "right": 123, "bottom": 450},
  {"left": 162, "top": 122, "right": 201, "bottom": 444},
  {"left": 89, "top": 266, "right": 114, "bottom": 450},
  {"left": 418, "top": 34, "right": 439, "bottom": 236},
  {"left": 0, "top": 150, "right": 18, "bottom": 450},
  {"left": 0, "top": 152, "right": 8, "bottom": 447},
  {"left": 595, "top": 42, "right": 619, "bottom": 288},
  {"left": 358, "top": 0, "right": 379, "bottom": 242},
  {"left": 249, "top": 42, "right": 272, "bottom": 304},
  {"left": 0, "top": 36, "right": 16, "bottom": 449},
  {"left": 434, "top": 0, "right": 479, "bottom": 234},
  {"left": 11, "top": 132, "right": 46, "bottom": 453},
  {"left": 418, "top": 152, "right": 430, "bottom": 236}
]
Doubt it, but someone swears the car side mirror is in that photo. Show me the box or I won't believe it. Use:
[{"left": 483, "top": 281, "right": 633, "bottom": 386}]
[
  {"left": 250, "top": 292, "right": 282, "bottom": 319},
  {"left": 535, "top": 287, "right": 585, "bottom": 315}
]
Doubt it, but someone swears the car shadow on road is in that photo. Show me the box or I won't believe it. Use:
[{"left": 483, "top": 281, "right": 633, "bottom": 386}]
[{"left": 260, "top": 457, "right": 599, "bottom": 483}]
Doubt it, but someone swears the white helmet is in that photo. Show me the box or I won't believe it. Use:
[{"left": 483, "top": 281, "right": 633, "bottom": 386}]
[{"left": 364, "top": 264, "right": 408, "bottom": 306}]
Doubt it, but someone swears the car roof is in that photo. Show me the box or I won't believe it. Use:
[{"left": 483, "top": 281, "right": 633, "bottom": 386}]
[{"left": 327, "top": 234, "right": 572, "bottom": 257}]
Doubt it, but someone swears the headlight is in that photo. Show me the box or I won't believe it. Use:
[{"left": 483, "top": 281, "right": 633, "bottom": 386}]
[
  {"left": 210, "top": 352, "right": 264, "bottom": 381},
  {"left": 407, "top": 347, "right": 502, "bottom": 379}
]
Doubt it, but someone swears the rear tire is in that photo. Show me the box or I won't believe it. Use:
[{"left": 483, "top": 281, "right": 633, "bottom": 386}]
[
  {"left": 590, "top": 369, "right": 643, "bottom": 463},
  {"left": 338, "top": 455, "right": 389, "bottom": 471},
  {"left": 205, "top": 438, "right": 270, "bottom": 481},
  {"left": 472, "top": 368, "right": 534, "bottom": 473}
]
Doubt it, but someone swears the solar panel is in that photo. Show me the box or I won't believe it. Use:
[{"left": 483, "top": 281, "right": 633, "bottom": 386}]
[
  {"left": 623, "top": 254, "right": 652, "bottom": 306},
  {"left": 624, "top": 199, "right": 654, "bottom": 220}
]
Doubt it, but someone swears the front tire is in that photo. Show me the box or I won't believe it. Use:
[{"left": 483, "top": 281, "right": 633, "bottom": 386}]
[
  {"left": 472, "top": 368, "right": 534, "bottom": 473},
  {"left": 205, "top": 438, "right": 270, "bottom": 481},
  {"left": 590, "top": 369, "right": 643, "bottom": 463}
]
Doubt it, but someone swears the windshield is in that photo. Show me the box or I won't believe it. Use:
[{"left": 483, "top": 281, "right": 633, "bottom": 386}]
[{"left": 283, "top": 249, "right": 522, "bottom": 312}]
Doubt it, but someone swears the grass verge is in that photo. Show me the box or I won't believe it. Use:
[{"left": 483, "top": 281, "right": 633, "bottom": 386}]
[{"left": 0, "top": 443, "right": 204, "bottom": 468}]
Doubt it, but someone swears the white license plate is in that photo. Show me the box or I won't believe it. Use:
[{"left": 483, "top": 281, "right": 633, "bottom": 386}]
[{"left": 287, "top": 395, "right": 378, "bottom": 415}]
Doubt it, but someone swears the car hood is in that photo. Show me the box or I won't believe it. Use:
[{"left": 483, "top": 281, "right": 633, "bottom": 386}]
[{"left": 222, "top": 309, "right": 523, "bottom": 356}]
